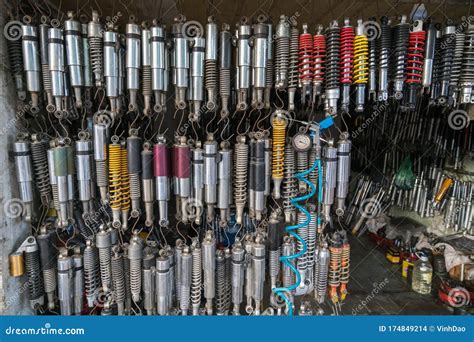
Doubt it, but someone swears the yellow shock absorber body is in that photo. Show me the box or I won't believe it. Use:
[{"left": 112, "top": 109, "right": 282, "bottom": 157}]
[
  {"left": 108, "top": 142, "right": 122, "bottom": 228},
  {"left": 272, "top": 114, "right": 286, "bottom": 199},
  {"left": 353, "top": 34, "right": 368, "bottom": 84}
]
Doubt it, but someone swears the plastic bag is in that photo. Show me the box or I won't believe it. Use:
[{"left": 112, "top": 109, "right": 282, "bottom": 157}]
[{"left": 394, "top": 156, "right": 415, "bottom": 190}]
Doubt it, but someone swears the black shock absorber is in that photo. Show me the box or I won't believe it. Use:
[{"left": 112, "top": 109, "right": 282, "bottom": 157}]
[
  {"left": 430, "top": 26, "right": 443, "bottom": 102},
  {"left": 450, "top": 28, "right": 465, "bottom": 104},
  {"left": 391, "top": 15, "right": 410, "bottom": 100},
  {"left": 378, "top": 16, "right": 391, "bottom": 102},
  {"left": 368, "top": 17, "right": 377, "bottom": 101},
  {"left": 437, "top": 21, "right": 456, "bottom": 106},
  {"left": 325, "top": 20, "right": 340, "bottom": 115}
]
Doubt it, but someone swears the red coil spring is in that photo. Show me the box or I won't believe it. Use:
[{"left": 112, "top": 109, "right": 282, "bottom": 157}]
[
  {"left": 313, "top": 34, "right": 326, "bottom": 83},
  {"left": 298, "top": 32, "right": 314, "bottom": 83},
  {"left": 340, "top": 26, "right": 355, "bottom": 84},
  {"left": 405, "top": 30, "right": 426, "bottom": 84}
]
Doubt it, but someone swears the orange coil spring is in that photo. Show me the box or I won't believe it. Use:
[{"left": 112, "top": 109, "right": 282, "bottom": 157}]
[
  {"left": 339, "top": 242, "right": 350, "bottom": 301},
  {"left": 353, "top": 34, "right": 368, "bottom": 84},
  {"left": 108, "top": 143, "right": 122, "bottom": 210},
  {"left": 328, "top": 245, "right": 342, "bottom": 303},
  {"left": 313, "top": 34, "right": 326, "bottom": 84},
  {"left": 120, "top": 146, "right": 130, "bottom": 211},
  {"left": 340, "top": 25, "right": 355, "bottom": 84},
  {"left": 272, "top": 117, "right": 286, "bottom": 180},
  {"left": 405, "top": 30, "right": 426, "bottom": 84},
  {"left": 298, "top": 32, "right": 314, "bottom": 83}
]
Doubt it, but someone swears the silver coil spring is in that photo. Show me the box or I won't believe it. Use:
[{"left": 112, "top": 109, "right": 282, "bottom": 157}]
[
  {"left": 95, "top": 160, "right": 108, "bottom": 188},
  {"left": 25, "top": 251, "right": 44, "bottom": 301},
  {"left": 461, "top": 27, "right": 474, "bottom": 83},
  {"left": 190, "top": 245, "right": 202, "bottom": 308},
  {"left": 276, "top": 35, "right": 290, "bottom": 86},
  {"left": 31, "top": 141, "right": 51, "bottom": 203},
  {"left": 129, "top": 173, "right": 141, "bottom": 199},
  {"left": 269, "top": 248, "right": 280, "bottom": 278},
  {"left": 142, "top": 65, "right": 152, "bottom": 96},
  {"left": 42, "top": 64, "right": 52, "bottom": 92},
  {"left": 313, "top": 247, "right": 320, "bottom": 298},
  {"left": 98, "top": 246, "right": 112, "bottom": 291},
  {"left": 111, "top": 252, "right": 126, "bottom": 304},
  {"left": 205, "top": 60, "right": 218, "bottom": 91},
  {"left": 307, "top": 211, "right": 317, "bottom": 266},
  {"left": 281, "top": 243, "right": 295, "bottom": 288},
  {"left": 233, "top": 140, "right": 249, "bottom": 205},
  {"left": 317, "top": 250, "right": 329, "bottom": 302},
  {"left": 282, "top": 144, "right": 297, "bottom": 219},
  {"left": 130, "top": 258, "right": 141, "bottom": 302},
  {"left": 392, "top": 23, "right": 410, "bottom": 82},
  {"left": 51, "top": 184, "right": 60, "bottom": 211},
  {"left": 451, "top": 33, "right": 465, "bottom": 87},
  {"left": 288, "top": 27, "right": 299, "bottom": 89},
  {"left": 43, "top": 267, "right": 57, "bottom": 294},
  {"left": 297, "top": 150, "right": 308, "bottom": 176},
  {"left": 122, "top": 252, "right": 132, "bottom": 310},
  {"left": 84, "top": 244, "right": 100, "bottom": 305},
  {"left": 296, "top": 213, "right": 308, "bottom": 271},
  {"left": 266, "top": 59, "right": 274, "bottom": 88},
  {"left": 219, "top": 68, "right": 230, "bottom": 97},
  {"left": 7, "top": 38, "right": 23, "bottom": 78},
  {"left": 89, "top": 37, "right": 103, "bottom": 80},
  {"left": 215, "top": 252, "right": 226, "bottom": 314},
  {"left": 224, "top": 252, "right": 232, "bottom": 312}
]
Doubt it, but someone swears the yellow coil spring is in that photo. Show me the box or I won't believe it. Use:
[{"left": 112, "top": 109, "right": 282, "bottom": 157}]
[
  {"left": 108, "top": 143, "right": 122, "bottom": 209},
  {"left": 120, "top": 146, "right": 131, "bottom": 211},
  {"left": 271, "top": 117, "right": 286, "bottom": 180},
  {"left": 353, "top": 34, "right": 368, "bottom": 84}
]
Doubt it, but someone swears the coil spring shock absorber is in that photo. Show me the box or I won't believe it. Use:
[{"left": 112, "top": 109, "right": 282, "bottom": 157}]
[
  {"left": 339, "top": 232, "right": 350, "bottom": 301},
  {"left": 299, "top": 24, "right": 313, "bottom": 106},
  {"left": 216, "top": 249, "right": 227, "bottom": 315},
  {"left": 272, "top": 111, "right": 287, "bottom": 199},
  {"left": 391, "top": 15, "right": 410, "bottom": 100},
  {"left": 96, "top": 225, "right": 112, "bottom": 292},
  {"left": 5, "top": 19, "right": 26, "bottom": 100},
  {"left": 437, "top": 22, "right": 456, "bottom": 106},
  {"left": 205, "top": 16, "right": 218, "bottom": 111},
  {"left": 125, "top": 17, "right": 141, "bottom": 111},
  {"left": 378, "top": 16, "right": 391, "bottom": 102},
  {"left": 104, "top": 27, "right": 120, "bottom": 114},
  {"left": 150, "top": 21, "right": 166, "bottom": 114},
  {"left": 275, "top": 15, "right": 290, "bottom": 90},
  {"left": 251, "top": 17, "right": 269, "bottom": 109},
  {"left": 313, "top": 25, "right": 326, "bottom": 103},
  {"left": 88, "top": 11, "right": 103, "bottom": 87},
  {"left": 189, "top": 36, "right": 205, "bottom": 120},
  {"left": 190, "top": 238, "right": 202, "bottom": 315},
  {"left": 64, "top": 12, "right": 84, "bottom": 108},
  {"left": 128, "top": 231, "right": 143, "bottom": 303},
  {"left": 283, "top": 141, "right": 297, "bottom": 223},
  {"left": 295, "top": 210, "right": 309, "bottom": 294},
  {"left": 30, "top": 134, "right": 51, "bottom": 205},
  {"left": 13, "top": 136, "right": 34, "bottom": 222},
  {"left": 48, "top": 24, "right": 66, "bottom": 114},
  {"left": 202, "top": 230, "right": 216, "bottom": 315},
  {"left": 231, "top": 240, "right": 245, "bottom": 315},
  {"left": 233, "top": 135, "right": 248, "bottom": 224},
  {"left": 450, "top": 31, "right": 465, "bottom": 103},
  {"left": 288, "top": 22, "right": 299, "bottom": 111},
  {"left": 57, "top": 248, "right": 74, "bottom": 315},
  {"left": 340, "top": 19, "right": 354, "bottom": 113},
  {"left": 460, "top": 23, "right": 474, "bottom": 103},
  {"left": 328, "top": 233, "right": 342, "bottom": 304},
  {"left": 109, "top": 137, "right": 122, "bottom": 228},
  {"left": 314, "top": 241, "right": 330, "bottom": 304},
  {"left": 325, "top": 20, "right": 340, "bottom": 115},
  {"left": 268, "top": 211, "right": 283, "bottom": 290},
  {"left": 83, "top": 239, "right": 100, "bottom": 308},
  {"left": 219, "top": 24, "right": 232, "bottom": 117},
  {"left": 368, "top": 18, "right": 377, "bottom": 101},
  {"left": 121, "top": 143, "right": 131, "bottom": 230},
  {"left": 36, "top": 225, "right": 57, "bottom": 310},
  {"left": 127, "top": 130, "right": 142, "bottom": 218},
  {"left": 141, "top": 22, "right": 152, "bottom": 114},
  {"left": 39, "top": 18, "right": 53, "bottom": 108},
  {"left": 154, "top": 136, "right": 170, "bottom": 227},
  {"left": 405, "top": 20, "right": 426, "bottom": 109},
  {"left": 265, "top": 20, "right": 274, "bottom": 109},
  {"left": 172, "top": 16, "right": 190, "bottom": 110},
  {"left": 111, "top": 246, "right": 126, "bottom": 315},
  {"left": 93, "top": 122, "right": 109, "bottom": 203},
  {"left": 21, "top": 18, "right": 41, "bottom": 112},
  {"left": 353, "top": 19, "right": 369, "bottom": 112}
]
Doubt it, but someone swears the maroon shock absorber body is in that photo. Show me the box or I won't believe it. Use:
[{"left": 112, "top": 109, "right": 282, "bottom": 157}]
[
  {"left": 153, "top": 137, "right": 170, "bottom": 226},
  {"left": 172, "top": 136, "right": 191, "bottom": 222}
]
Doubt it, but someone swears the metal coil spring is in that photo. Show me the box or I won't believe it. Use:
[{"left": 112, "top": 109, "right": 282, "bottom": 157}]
[
  {"left": 328, "top": 245, "right": 342, "bottom": 302},
  {"left": 432, "top": 34, "right": 443, "bottom": 88},
  {"left": 316, "top": 248, "right": 329, "bottom": 302},
  {"left": 340, "top": 243, "right": 350, "bottom": 285},
  {"left": 96, "top": 160, "right": 108, "bottom": 188},
  {"left": 25, "top": 251, "right": 44, "bottom": 302},
  {"left": 306, "top": 211, "right": 317, "bottom": 266},
  {"left": 325, "top": 24, "right": 340, "bottom": 89},
  {"left": 224, "top": 251, "right": 232, "bottom": 313},
  {"left": 369, "top": 35, "right": 377, "bottom": 74},
  {"left": 89, "top": 36, "right": 103, "bottom": 82},
  {"left": 296, "top": 212, "right": 308, "bottom": 272},
  {"left": 111, "top": 251, "right": 126, "bottom": 306},
  {"left": 269, "top": 248, "right": 280, "bottom": 279},
  {"left": 219, "top": 68, "right": 230, "bottom": 97},
  {"left": 298, "top": 31, "right": 313, "bottom": 83},
  {"left": 451, "top": 33, "right": 465, "bottom": 87},
  {"left": 439, "top": 32, "right": 456, "bottom": 83},
  {"left": 308, "top": 146, "right": 319, "bottom": 188},
  {"left": 313, "top": 246, "right": 320, "bottom": 298},
  {"left": 51, "top": 184, "right": 59, "bottom": 211},
  {"left": 43, "top": 267, "right": 57, "bottom": 295},
  {"left": 340, "top": 24, "right": 355, "bottom": 84},
  {"left": 276, "top": 34, "right": 290, "bottom": 87},
  {"left": 297, "top": 149, "right": 308, "bottom": 178},
  {"left": 190, "top": 244, "right": 202, "bottom": 308},
  {"left": 233, "top": 137, "right": 249, "bottom": 206},
  {"left": 129, "top": 173, "right": 141, "bottom": 200},
  {"left": 406, "top": 31, "right": 426, "bottom": 84},
  {"left": 283, "top": 143, "right": 297, "bottom": 220},
  {"left": 288, "top": 26, "right": 299, "bottom": 89},
  {"left": 120, "top": 147, "right": 130, "bottom": 211},
  {"left": 98, "top": 246, "right": 112, "bottom": 291},
  {"left": 391, "top": 22, "right": 410, "bottom": 82},
  {"left": 205, "top": 60, "right": 218, "bottom": 91},
  {"left": 281, "top": 241, "right": 295, "bottom": 288},
  {"left": 108, "top": 143, "right": 122, "bottom": 210},
  {"left": 378, "top": 18, "right": 391, "bottom": 70},
  {"left": 130, "top": 258, "right": 141, "bottom": 302},
  {"left": 180, "top": 279, "right": 190, "bottom": 313},
  {"left": 84, "top": 243, "right": 100, "bottom": 306},
  {"left": 142, "top": 65, "right": 152, "bottom": 96},
  {"left": 122, "top": 246, "right": 132, "bottom": 310},
  {"left": 461, "top": 26, "right": 474, "bottom": 83},
  {"left": 266, "top": 58, "right": 274, "bottom": 88},
  {"left": 271, "top": 118, "right": 286, "bottom": 180},
  {"left": 313, "top": 32, "right": 326, "bottom": 85},
  {"left": 31, "top": 140, "right": 51, "bottom": 203},
  {"left": 42, "top": 64, "right": 52, "bottom": 92},
  {"left": 215, "top": 251, "right": 226, "bottom": 314},
  {"left": 6, "top": 38, "right": 23, "bottom": 77}
]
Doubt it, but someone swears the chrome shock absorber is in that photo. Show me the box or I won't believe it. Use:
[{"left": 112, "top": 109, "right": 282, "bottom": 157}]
[
  {"left": 322, "top": 139, "right": 337, "bottom": 221},
  {"left": 205, "top": 16, "right": 219, "bottom": 111},
  {"left": 143, "top": 247, "right": 156, "bottom": 315},
  {"left": 231, "top": 240, "right": 245, "bottom": 315},
  {"left": 39, "top": 18, "right": 53, "bottom": 108},
  {"left": 111, "top": 246, "right": 126, "bottom": 315},
  {"left": 125, "top": 17, "right": 141, "bottom": 111},
  {"left": 96, "top": 225, "right": 112, "bottom": 293},
  {"left": 295, "top": 210, "right": 309, "bottom": 295},
  {"left": 268, "top": 212, "right": 283, "bottom": 290},
  {"left": 141, "top": 141, "right": 155, "bottom": 226},
  {"left": 104, "top": 27, "right": 120, "bottom": 114},
  {"left": 437, "top": 22, "right": 456, "bottom": 106},
  {"left": 156, "top": 252, "right": 171, "bottom": 315},
  {"left": 141, "top": 22, "right": 152, "bottom": 114},
  {"left": 335, "top": 134, "right": 351, "bottom": 216},
  {"left": 325, "top": 20, "right": 340, "bottom": 115},
  {"left": 88, "top": 11, "right": 103, "bottom": 87},
  {"left": 191, "top": 238, "right": 202, "bottom": 315},
  {"left": 128, "top": 232, "right": 143, "bottom": 302},
  {"left": 275, "top": 15, "right": 290, "bottom": 91},
  {"left": 251, "top": 17, "right": 268, "bottom": 109},
  {"left": 57, "top": 248, "right": 74, "bottom": 315},
  {"left": 48, "top": 25, "right": 66, "bottom": 114},
  {"left": 249, "top": 136, "right": 266, "bottom": 221},
  {"left": 64, "top": 12, "right": 84, "bottom": 108},
  {"left": 203, "top": 134, "right": 218, "bottom": 221},
  {"left": 127, "top": 130, "right": 142, "bottom": 217},
  {"left": 191, "top": 142, "right": 204, "bottom": 224},
  {"left": 53, "top": 144, "right": 71, "bottom": 228},
  {"left": 122, "top": 243, "right": 132, "bottom": 314},
  {"left": 219, "top": 24, "right": 232, "bottom": 116},
  {"left": 391, "top": 15, "right": 410, "bottom": 100},
  {"left": 460, "top": 23, "right": 474, "bottom": 103},
  {"left": 215, "top": 249, "right": 226, "bottom": 315},
  {"left": 150, "top": 22, "right": 166, "bottom": 113},
  {"left": 180, "top": 246, "right": 192, "bottom": 315},
  {"left": 283, "top": 141, "right": 297, "bottom": 223},
  {"left": 173, "top": 136, "right": 191, "bottom": 223},
  {"left": 72, "top": 247, "right": 84, "bottom": 315},
  {"left": 75, "top": 131, "right": 93, "bottom": 213},
  {"left": 37, "top": 225, "right": 56, "bottom": 310},
  {"left": 265, "top": 19, "right": 273, "bottom": 108},
  {"left": 288, "top": 22, "right": 299, "bottom": 111},
  {"left": 154, "top": 136, "right": 170, "bottom": 226},
  {"left": 83, "top": 239, "right": 100, "bottom": 308},
  {"left": 21, "top": 19, "right": 41, "bottom": 111},
  {"left": 422, "top": 23, "right": 437, "bottom": 90},
  {"left": 264, "top": 136, "right": 272, "bottom": 203},
  {"left": 280, "top": 236, "right": 295, "bottom": 304},
  {"left": 93, "top": 122, "right": 109, "bottom": 203},
  {"left": 218, "top": 141, "right": 232, "bottom": 224},
  {"left": 30, "top": 134, "right": 51, "bottom": 205},
  {"left": 378, "top": 16, "right": 391, "bottom": 102},
  {"left": 368, "top": 18, "right": 377, "bottom": 101},
  {"left": 315, "top": 241, "right": 330, "bottom": 303},
  {"left": 202, "top": 230, "right": 216, "bottom": 315},
  {"left": 189, "top": 36, "right": 205, "bottom": 121},
  {"left": 172, "top": 16, "right": 190, "bottom": 109},
  {"left": 47, "top": 147, "right": 59, "bottom": 213},
  {"left": 252, "top": 236, "right": 266, "bottom": 315},
  {"left": 451, "top": 30, "right": 465, "bottom": 103},
  {"left": 234, "top": 135, "right": 249, "bottom": 224},
  {"left": 236, "top": 17, "right": 252, "bottom": 111}
]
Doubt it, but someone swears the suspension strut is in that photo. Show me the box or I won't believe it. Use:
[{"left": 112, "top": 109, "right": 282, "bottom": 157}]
[
  {"left": 299, "top": 24, "right": 313, "bottom": 106},
  {"left": 405, "top": 20, "right": 426, "bottom": 109},
  {"left": 325, "top": 20, "right": 340, "bottom": 115},
  {"left": 378, "top": 16, "right": 391, "bottom": 102},
  {"left": 340, "top": 19, "right": 354, "bottom": 113},
  {"left": 313, "top": 24, "right": 326, "bottom": 103},
  {"left": 391, "top": 15, "right": 410, "bottom": 100},
  {"left": 205, "top": 16, "right": 218, "bottom": 111}
]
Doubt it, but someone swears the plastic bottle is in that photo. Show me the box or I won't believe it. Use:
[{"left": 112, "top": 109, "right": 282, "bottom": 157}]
[{"left": 411, "top": 255, "right": 433, "bottom": 295}]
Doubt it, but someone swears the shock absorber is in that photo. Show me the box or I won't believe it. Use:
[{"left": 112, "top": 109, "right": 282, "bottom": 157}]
[
  {"left": 57, "top": 248, "right": 74, "bottom": 315},
  {"left": 21, "top": 19, "right": 41, "bottom": 111},
  {"left": 66, "top": 144, "right": 76, "bottom": 219},
  {"left": 142, "top": 22, "right": 152, "bottom": 114},
  {"left": 422, "top": 23, "right": 437, "bottom": 90},
  {"left": 368, "top": 18, "right": 377, "bottom": 101},
  {"left": 325, "top": 20, "right": 340, "bottom": 115},
  {"left": 108, "top": 138, "right": 122, "bottom": 228},
  {"left": 306, "top": 208, "right": 317, "bottom": 290},
  {"left": 298, "top": 24, "right": 313, "bottom": 106},
  {"left": 127, "top": 131, "right": 142, "bottom": 218},
  {"left": 283, "top": 141, "right": 297, "bottom": 223},
  {"left": 218, "top": 142, "right": 232, "bottom": 224},
  {"left": 111, "top": 245, "right": 126, "bottom": 315},
  {"left": 96, "top": 225, "right": 112, "bottom": 292},
  {"left": 314, "top": 241, "right": 330, "bottom": 303},
  {"left": 322, "top": 139, "right": 337, "bottom": 221},
  {"left": 72, "top": 247, "right": 84, "bottom": 315},
  {"left": 451, "top": 30, "right": 465, "bottom": 103},
  {"left": 6, "top": 19, "right": 26, "bottom": 101},
  {"left": 405, "top": 20, "right": 426, "bottom": 109},
  {"left": 460, "top": 23, "right": 474, "bottom": 103},
  {"left": 143, "top": 247, "right": 156, "bottom": 315},
  {"left": 275, "top": 15, "right": 290, "bottom": 91},
  {"left": 236, "top": 17, "right": 252, "bottom": 111},
  {"left": 353, "top": 19, "right": 369, "bottom": 111},
  {"left": 175, "top": 241, "right": 184, "bottom": 308},
  {"left": 251, "top": 18, "right": 268, "bottom": 109},
  {"left": 141, "top": 141, "right": 155, "bottom": 226},
  {"left": 251, "top": 136, "right": 266, "bottom": 221},
  {"left": 219, "top": 24, "right": 232, "bottom": 116},
  {"left": 265, "top": 19, "right": 274, "bottom": 109},
  {"left": 36, "top": 225, "right": 56, "bottom": 310},
  {"left": 172, "top": 16, "right": 190, "bottom": 109},
  {"left": 335, "top": 134, "right": 351, "bottom": 216},
  {"left": 288, "top": 22, "right": 299, "bottom": 111},
  {"left": 205, "top": 16, "right": 218, "bottom": 111},
  {"left": 340, "top": 19, "right": 354, "bottom": 113},
  {"left": 378, "top": 16, "right": 391, "bottom": 102},
  {"left": 121, "top": 143, "right": 131, "bottom": 230},
  {"left": 295, "top": 210, "right": 309, "bottom": 295},
  {"left": 189, "top": 36, "right": 205, "bottom": 120},
  {"left": 173, "top": 136, "right": 191, "bottom": 223},
  {"left": 313, "top": 24, "right": 326, "bottom": 102},
  {"left": 83, "top": 239, "right": 100, "bottom": 308},
  {"left": 268, "top": 212, "right": 283, "bottom": 290},
  {"left": 30, "top": 134, "right": 51, "bottom": 205},
  {"left": 64, "top": 12, "right": 84, "bottom": 108},
  {"left": 75, "top": 131, "right": 93, "bottom": 213},
  {"left": 272, "top": 110, "right": 287, "bottom": 199},
  {"left": 252, "top": 237, "right": 266, "bottom": 315},
  {"left": 264, "top": 136, "right": 272, "bottom": 202},
  {"left": 104, "top": 27, "right": 120, "bottom": 114},
  {"left": 202, "top": 230, "right": 216, "bottom": 315},
  {"left": 53, "top": 144, "right": 70, "bottom": 228},
  {"left": 180, "top": 246, "right": 192, "bottom": 315},
  {"left": 328, "top": 233, "right": 342, "bottom": 304},
  {"left": 128, "top": 232, "right": 143, "bottom": 302},
  {"left": 191, "top": 142, "right": 204, "bottom": 224},
  {"left": 125, "top": 17, "right": 141, "bottom": 111},
  {"left": 191, "top": 238, "right": 202, "bottom": 315},
  {"left": 39, "top": 18, "right": 53, "bottom": 108},
  {"left": 156, "top": 252, "right": 171, "bottom": 315},
  {"left": 93, "top": 122, "right": 109, "bottom": 203},
  {"left": 215, "top": 249, "right": 226, "bottom": 315},
  {"left": 203, "top": 133, "right": 218, "bottom": 221},
  {"left": 82, "top": 22, "right": 92, "bottom": 104},
  {"left": 47, "top": 147, "right": 60, "bottom": 213},
  {"left": 150, "top": 22, "right": 166, "bottom": 113},
  {"left": 48, "top": 24, "right": 66, "bottom": 114},
  {"left": 231, "top": 240, "right": 245, "bottom": 315},
  {"left": 88, "top": 11, "right": 103, "bottom": 87},
  {"left": 154, "top": 136, "right": 170, "bottom": 226},
  {"left": 437, "top": 22, "right": 456, "bottom": 105},
  {"left": 391, "top": 15, "right": 410, "bottom": 100},
  {"left": 280, "top": 236, "right": 295, "bottom": 305},
  {"left": 339, "top": 232, "right": 350, "bottom": 301},
  {"left": 234, "top": 135, "right": 248, "bottom": 224}
]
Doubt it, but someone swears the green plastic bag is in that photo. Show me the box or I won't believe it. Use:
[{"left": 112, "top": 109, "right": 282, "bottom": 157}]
[{"left": 394, "top": 156, "right": 415, "bottom": 190}]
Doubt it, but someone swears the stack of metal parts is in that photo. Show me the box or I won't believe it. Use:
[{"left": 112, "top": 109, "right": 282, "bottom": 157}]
[{"left": 4, "top": 7, "right": 474, "bottom": 316}]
